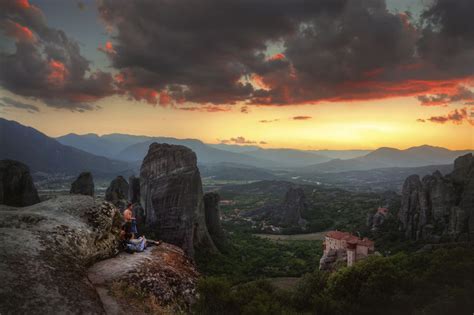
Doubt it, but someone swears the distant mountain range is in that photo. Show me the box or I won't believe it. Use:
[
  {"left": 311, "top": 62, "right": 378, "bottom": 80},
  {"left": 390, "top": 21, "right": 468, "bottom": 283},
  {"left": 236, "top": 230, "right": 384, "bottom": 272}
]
[
  {"left": 299, "top": 145, "right": 473, "bottom": 173},
  {"left": 56, "top": 131, "right": 474, "bottom": 170},
  {"left": 0, "top": 118, "right": 131, "bottom": 176},
  {"left": 56, "top": 132, "right": 368, "bottom": 167},
  {"left": 2, "top": 119, "right": 472, "bottom": 176},
  {"left": 56, "top": 133, "right": 152, "bottom": 159}
]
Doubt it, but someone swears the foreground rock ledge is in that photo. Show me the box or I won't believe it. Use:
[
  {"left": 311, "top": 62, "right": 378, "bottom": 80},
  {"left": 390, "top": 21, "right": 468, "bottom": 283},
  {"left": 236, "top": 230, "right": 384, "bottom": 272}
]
[
  {"left": 0, "top": 195, "right": 198, "bottom": 314},
  {"left": 88, "top": 243, "right": 199, "bottom": 314}
]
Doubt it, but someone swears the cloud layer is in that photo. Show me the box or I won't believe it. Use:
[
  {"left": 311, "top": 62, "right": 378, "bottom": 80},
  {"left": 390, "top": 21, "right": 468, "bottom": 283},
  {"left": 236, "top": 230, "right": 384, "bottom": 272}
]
[
  {"left": 97, "top": 0, "right": 474, "bottom": 107},
  {"left": 1, "top": 0, "right": 474, "bottom": 112},
  {"left": 0, "top": 0, "right": 115, "bottom": 111}
]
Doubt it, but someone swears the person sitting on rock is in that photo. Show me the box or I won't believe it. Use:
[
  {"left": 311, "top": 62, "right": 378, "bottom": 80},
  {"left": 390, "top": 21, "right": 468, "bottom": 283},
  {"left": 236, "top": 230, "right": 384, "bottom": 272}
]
[
  {"left": 120, "top": 221, "right": 147, "bottom": 252},
  {"left": 123, "top": 203, "right": 138, "bottom": 238},
  {"left": 120, "top": 205, "right": 161, "bottom": 253}
]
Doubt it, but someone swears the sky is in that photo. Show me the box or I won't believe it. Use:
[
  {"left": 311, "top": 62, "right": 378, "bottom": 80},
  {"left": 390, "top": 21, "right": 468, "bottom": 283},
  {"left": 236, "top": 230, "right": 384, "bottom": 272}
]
[{"left": 0, "top": 0, "right": 473, "bottom": 150}]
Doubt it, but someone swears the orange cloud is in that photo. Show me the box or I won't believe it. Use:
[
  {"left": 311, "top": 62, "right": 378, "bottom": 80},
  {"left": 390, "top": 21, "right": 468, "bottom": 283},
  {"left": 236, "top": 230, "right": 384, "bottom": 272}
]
[
  {"left": 268, "top": 53, "right": 285, "bottom": 61},
  {"left": 2, "top": 20, "right": 34, "bottom": 42},
  {"left": 15, "top": 0, "right": 30, "bottom": 9},
  {"left": 424, "top": 108, "right": 474, "bottom": 125},
  {"left": 98, "top": 41, "right": 116, "bottom": 54},
  {"left": 251, "top": 74, "right": 270, "bottom": 90},
  {"left": 159, "top": 91, "right": 171, "bottom": 106},
  {"left": 130, "top": 87, "right": 159, "bottom": 104},
  {"left": 47, "top": 60, "right": 68, "bottom": 86}
]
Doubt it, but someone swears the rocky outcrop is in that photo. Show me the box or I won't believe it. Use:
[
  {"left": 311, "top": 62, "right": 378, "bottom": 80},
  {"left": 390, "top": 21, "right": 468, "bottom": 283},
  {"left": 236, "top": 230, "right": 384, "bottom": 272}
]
[
  {"left": 0, "top": 159, "right": 39, "bottom": 206},
  {"left": 399, "top": 154, "right": 474, "bottom": 241},
  {"left": 88, "top": 243, "right": 199, "bottom": 314},
  {"left": 319, "top": 249, "right": 347, "bottom": 271},
  {"left": 129, "top": 175, "right": 140, "bottom": 204},
  {"left": 203, "top": 192, "right": 224, "bottom": 247},
  {"left": 70, "top": 171, "right": 94, "bottom": 196},
  {"left": 105, "top": 176, "right": 129, "bottom": 209},
  {"left": 0, "top": 195, "right": 122, "bottom": 314},
  {"left": 139, "top": 143, "right": 216, "bottom": 256},
  {"left": 245, "top": 186, "right": 308, "bottom": 228},
  {"left": 277, "top": 187, "right": 308, "bottom": 226}
]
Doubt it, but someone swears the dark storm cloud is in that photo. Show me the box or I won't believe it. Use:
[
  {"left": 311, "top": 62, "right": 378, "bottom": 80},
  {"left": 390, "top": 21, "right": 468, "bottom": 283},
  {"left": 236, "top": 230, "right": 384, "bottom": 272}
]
[
  {"left": 0, "top": 96, "right": 39, "bottom": 112},
  {"left": 98, "top": 0, "right": 347, "bottom": 105},
  {"left": 417, "top": 86, "right": 474, "bottom": 106},
  {"left": 1, "top": 0, "right": 473, "bottom": 110},
  {"left": 418, "top": 0, "right": 474, "bottom": 75},
  {"left": 98, "top": 0, "right": 474, "bottom": 108},
  {"left": 0, "top": 0, "right": 115, "bottom": 111}
]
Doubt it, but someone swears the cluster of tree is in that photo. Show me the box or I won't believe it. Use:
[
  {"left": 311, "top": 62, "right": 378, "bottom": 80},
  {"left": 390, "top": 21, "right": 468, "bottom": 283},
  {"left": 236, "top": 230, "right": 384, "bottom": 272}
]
[
  {"left": 195, "top": 232, "right": 322, "bottom": 283},
  {"left": 194, "top": 246, "right": 474, "bottom": 315}
]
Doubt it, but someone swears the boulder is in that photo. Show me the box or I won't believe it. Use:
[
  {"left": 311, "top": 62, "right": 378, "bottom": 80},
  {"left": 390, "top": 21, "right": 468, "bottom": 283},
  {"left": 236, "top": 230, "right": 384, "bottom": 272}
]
[
  {"left": 70, "top": 171, "right": 94, "bottom": 196},
  {"left": 203, "top": 192, "right": 224, "bottom": 247},
  {"left": 0, "top": 159, "right": 39, "bottom": 206},
  {"left": 139, "top": 143, "right": 216, "bottom": 256},
  {"left": 0, "top": 196, "right": 122, "bottom": 314},
  {"left": 399, "top": 154, "right": 474, "bottom": 241},
  {"left": 105, "top": 176, "right": 129, "bottom": 209}
]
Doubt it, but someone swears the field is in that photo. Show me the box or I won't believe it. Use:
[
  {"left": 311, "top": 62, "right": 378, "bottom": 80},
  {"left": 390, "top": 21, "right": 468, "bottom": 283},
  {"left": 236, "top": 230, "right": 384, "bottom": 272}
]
[{"left": 253, "top": 232, "right": 326, "bottom": 242}]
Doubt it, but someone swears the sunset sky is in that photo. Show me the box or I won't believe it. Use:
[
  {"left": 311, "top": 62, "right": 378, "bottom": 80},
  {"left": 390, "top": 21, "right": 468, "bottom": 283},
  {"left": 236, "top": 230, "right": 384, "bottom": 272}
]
[{"left": 0, "top": 0, "right": 473, "bottom": 150}]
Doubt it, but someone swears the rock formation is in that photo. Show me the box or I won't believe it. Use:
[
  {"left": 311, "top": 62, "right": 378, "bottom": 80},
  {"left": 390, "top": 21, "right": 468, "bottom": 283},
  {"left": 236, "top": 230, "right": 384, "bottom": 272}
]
[
  {"left": 0, "top": 195, "right": 122, "bottom": 313},
  {"left": 277, "top": 187, "right": 308, "bottom": 226},
  {"left": 245, "top": 186, "right": 308, "bottom": 228},
  {"left": 0, "top": 195, "right": 201, "bottom": 314},
  {"left": 203, "top": 192, "right": 224, "bottom": 247},
  {"left": 105, "top": 175, "right": 129, "bottom": 209},
  {"left": 398, "top": 153, "right": 474, "bottom": 241},
  {"left": 70, "top": 171, "right": 94, "bottom": 196},
  {"left": 129, "top": 175, "right": 140, "bottom": 204},
  {"left": 0, "top": 159, "right": 39, "bottom": 206},
  {"left": 88, "top": 243, "right": 199, "bottom": 313},
  {"left": 139, "top": 143, "right": 216, "bottom": 256},
  {"left": 367, "top": 207, "right": 389, "bottom": 231}
]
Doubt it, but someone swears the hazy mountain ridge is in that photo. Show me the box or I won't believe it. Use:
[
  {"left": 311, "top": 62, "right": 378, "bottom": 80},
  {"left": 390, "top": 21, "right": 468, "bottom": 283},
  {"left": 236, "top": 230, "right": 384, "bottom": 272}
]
[
  {"left": 301, "top": 145, "right": 474, "bottom": 173},
  {"left": 0, "top": 118, "right": 131, "bottom": 175}
]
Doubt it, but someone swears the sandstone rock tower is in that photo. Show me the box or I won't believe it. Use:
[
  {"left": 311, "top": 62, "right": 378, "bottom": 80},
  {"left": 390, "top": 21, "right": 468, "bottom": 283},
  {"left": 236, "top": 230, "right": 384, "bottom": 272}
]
[
  {"left": 70, "top": 172, "right": 94, "bottom": 196},
  {"left": 399, "top": 153, "right": 474, "bottom": 241},
  {"left": 203, "top": 192, "right": 224, "bottom": 247},
  {"left": 139, "top": 143, "right": 216, "bottom": 256},
  {"left": 0, "top": 159, "right": 40, "bottom": 207},
  {"left": 105, "top": 175, "right": 129, "bottom": 209}
]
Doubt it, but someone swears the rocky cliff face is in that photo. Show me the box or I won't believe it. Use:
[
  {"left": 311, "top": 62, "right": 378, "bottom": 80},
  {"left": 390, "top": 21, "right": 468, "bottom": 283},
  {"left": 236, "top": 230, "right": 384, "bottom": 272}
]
[
  {"left": 245, "top": 186, "right": 308, "bottom": 228},
  {"left": 129, "top": 175, "right": 140, "bottom": 204},
  {"left": 70, "top": 171, "right": 94, "bottom": 196},
  {"left": 399, "top": 154, "right": 474, "bottom": 241},
  {"left": 0, "top": 196, "right": 122, "bottom": 314},
  {"left": 277, "top": 187, "right": 308, "bottom": 226},
  {"left": 0, "top": 195, "right": 201, "bottom": 314},
  {"left": 203, "top": 192, "right": 224, "bottom": 247},
  {"left": 0, "top": 159, "right": 39, "bottom": 206},
  {"left": 105, "top": 175, "right": 129, "bottom": 209},
  {"left": 139, "top": 143, "right": 216, "bottom": 256}
]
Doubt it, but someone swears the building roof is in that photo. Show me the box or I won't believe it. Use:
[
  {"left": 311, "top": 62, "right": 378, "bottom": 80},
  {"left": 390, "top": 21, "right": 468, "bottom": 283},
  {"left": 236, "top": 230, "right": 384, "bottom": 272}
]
[
  {"left": 326, "top": 230, "right": 374, "bottom": 248},
  {"left": 377, "top": 207, "right": 389, "bottom": 215}
]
